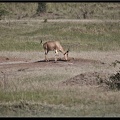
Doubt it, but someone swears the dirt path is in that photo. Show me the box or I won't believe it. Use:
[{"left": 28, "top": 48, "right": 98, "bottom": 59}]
[{"left": 0, "top": 19, "right": 120, "bottom": 23}]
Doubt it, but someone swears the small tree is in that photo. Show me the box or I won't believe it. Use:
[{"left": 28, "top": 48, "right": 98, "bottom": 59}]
[
  {"left": 0, "top": 5, "right": 9, "bottom": 20},
  {"left": 36, "top": 2, "right": 46, "bottom": 14}
]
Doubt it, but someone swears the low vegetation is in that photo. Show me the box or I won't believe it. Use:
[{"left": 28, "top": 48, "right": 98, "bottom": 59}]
[
  {"left": 0, "top": 2, "right": 120, "bottom": 117},
  {"left": 108, "top": 71, "right": 120, "bottom": 90},
  {"left": 0, "top": 20, "right": 120, "bottom": 52}
]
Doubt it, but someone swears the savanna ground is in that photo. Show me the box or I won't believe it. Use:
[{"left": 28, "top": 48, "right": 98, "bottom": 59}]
[{"left": 0, "top": 19, "right": 120, "bottom": 117}]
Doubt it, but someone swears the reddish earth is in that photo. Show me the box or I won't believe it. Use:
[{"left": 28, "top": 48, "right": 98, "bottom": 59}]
[{"left": 0, "top": 56, "right": 102, "bottom": 71}]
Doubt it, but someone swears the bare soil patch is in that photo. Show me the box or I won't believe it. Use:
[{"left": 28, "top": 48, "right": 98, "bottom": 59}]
[{"left": 0, "top": 56, "right": 101, "bottom": 71}]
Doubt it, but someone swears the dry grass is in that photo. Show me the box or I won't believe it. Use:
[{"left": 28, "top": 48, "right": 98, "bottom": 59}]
[
  {"left": 0, "top": 18, "right": 120, "bottom": 116},
  {"left": 0, "top": 51, "right": 120, "bottom": 116}
]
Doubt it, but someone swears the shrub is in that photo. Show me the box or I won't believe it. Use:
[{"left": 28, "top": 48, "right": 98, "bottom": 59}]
[
  {"left": 36, "top": 3, "right": 46, "bottom": 14},
  {"left": 107, "top": 71, "right": 120, "bottom": 90},
  {"left": 0, "top": 4, "right": 9, "bottom": 19}
]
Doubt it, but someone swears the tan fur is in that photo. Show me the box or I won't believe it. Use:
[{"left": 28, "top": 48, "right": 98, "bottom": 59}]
[{"left": 41, "top": 41, "right": 69, "bottom": 62}]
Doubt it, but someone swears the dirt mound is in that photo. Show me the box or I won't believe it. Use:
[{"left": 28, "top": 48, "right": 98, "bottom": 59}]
[
  {"left": 36, "top": 57, "right": 100, "bottom": 63},
  {"left": 61, "top": 71, "right": 120, "bottom": 90},
  {"left": 0, "top": 56, "right": 100, "bottom": 64},
  {"left": 107, "top": 71, "right": 120, "bottom": 89},
  {"left": 61, "top": 72, "right": 109, "bottom": 86}
]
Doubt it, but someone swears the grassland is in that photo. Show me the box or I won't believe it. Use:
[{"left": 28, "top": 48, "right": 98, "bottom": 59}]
[
  {"left": 0, "top": 19, "right": 120, "bottom": 52},
  {"left": 0, "top": 19, "right": 120, "bottom": 117},
  {"left": 0, "top": 2, "right": 120, "bottom": 117}
]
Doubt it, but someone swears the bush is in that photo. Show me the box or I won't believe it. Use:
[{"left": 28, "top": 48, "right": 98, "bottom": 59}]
[
  {"left": 107, "top": 71, "right": 120, "bottom": 90},
  {"left": 0, "top": 4, "right": 9, "bottom": 19},
  {"left": 36, "top": 3, "right": 46, "bottom": 14}
]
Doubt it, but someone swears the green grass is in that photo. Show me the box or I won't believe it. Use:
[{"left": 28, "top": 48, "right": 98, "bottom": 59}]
[
  {"left": 0, "top": 87, "right": 120, "bottom": 117},
  {"left": 0, "top": 20, "right": 120, "bottom": 52}
]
